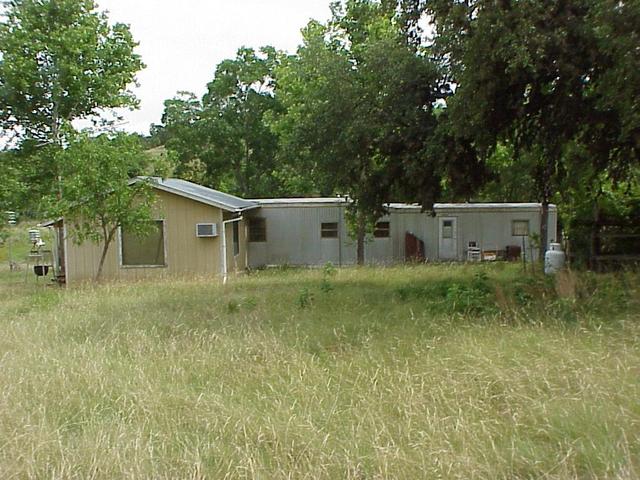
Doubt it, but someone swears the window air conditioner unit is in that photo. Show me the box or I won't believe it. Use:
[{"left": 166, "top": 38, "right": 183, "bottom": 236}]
[{"left": 196, "top": 223, "right": 218, "bottom": 237}]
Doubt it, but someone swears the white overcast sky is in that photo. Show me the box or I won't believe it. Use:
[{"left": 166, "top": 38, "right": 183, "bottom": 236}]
[{"left": 96, "top": 0, "right": 331, "bottom": 135}]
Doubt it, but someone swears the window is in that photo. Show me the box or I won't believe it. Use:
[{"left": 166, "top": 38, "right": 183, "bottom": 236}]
[
  {"left": 232, "top": 221, "right": 240, "bottom": 256},
  {"left": 442, "top": 220, "right": 454, "bottom": 239},
  {"left": 512, "top": 220, "right": 530, "bottom": 236},
  {"left": 248, "top": 218, "right": 266, "bottom": 242},
  {"left": 321, "top": 222, "right": 339, "bottom": 238},
  {"left": 121, "top": 220, "right": 165, "bottom": 267},
  {"left": 374, "top": 221, "right": 390, "bottom": 238}
]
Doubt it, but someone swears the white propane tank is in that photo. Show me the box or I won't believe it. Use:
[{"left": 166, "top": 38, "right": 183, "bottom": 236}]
[{"left": 545, "top": 243, "right": 565, "bottom": 275}]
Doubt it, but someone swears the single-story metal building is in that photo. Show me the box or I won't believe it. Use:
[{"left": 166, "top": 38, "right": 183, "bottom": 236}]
[{"left": 46, "top": 178, "right": 558, "bottom": 285}]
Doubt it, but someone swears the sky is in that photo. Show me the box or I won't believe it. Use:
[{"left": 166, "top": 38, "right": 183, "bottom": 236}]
[{"left": 96, "top": 0, "right": 332, "bottom": 135}]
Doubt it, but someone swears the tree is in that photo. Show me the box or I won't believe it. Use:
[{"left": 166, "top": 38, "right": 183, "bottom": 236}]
[
  {"left": 0, "top": 0, "right": 144, "bottom": 146},
  {"left": 51, "top": 133, "right": 157, "bottom": 280},
  {"left": 0, "top": 151, "right": 25, "bottom": 214},
  {"left": 427, "top": 0, "right": 640, "bottom": 259},
  {"left": 275, "top": 1, "right": 444, "bottom": 263},
  {"left": 156, "top": 92, "right": 203, "bottom": 168},
  {"left": 157, "top": 48, "right": 285, "bottom": 198}
]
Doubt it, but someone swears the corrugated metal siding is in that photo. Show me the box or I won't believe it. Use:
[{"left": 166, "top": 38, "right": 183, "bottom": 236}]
[
  {"left": 435, "top": 207, "right": 558, "bottom": 262},
  {"left": 247, "top": 205, "right": 359, "bottom": 267},
  {"left": 388, "top": 211, "right": 437, "bottom": 260},
  {"left": 247, "top": 204, "right": 558, "bottom": 266},
  {"left": 363, "top": 215, "right": 393, "bottom": 264}
]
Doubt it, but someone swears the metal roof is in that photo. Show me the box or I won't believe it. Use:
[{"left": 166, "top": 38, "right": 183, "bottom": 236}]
[
  {"left": 251, "top": 197, "right": 350, "bottom": 207},
  {"left": 132, "top": 179, "right": 556, "bottom": 213},
  {"left": 387, "top": 202, "right": 556, "bottom": 211},
  {"left": 434, "top": 202, "right": 556, "bottom": 211},
  {"left": 136, "top": 177, "right": 259, "bottom": 212}
]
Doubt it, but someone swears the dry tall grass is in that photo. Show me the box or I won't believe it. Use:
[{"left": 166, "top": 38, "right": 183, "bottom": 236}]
[{"left": 0, "top": 263, "right": 638, "bottom": 479}]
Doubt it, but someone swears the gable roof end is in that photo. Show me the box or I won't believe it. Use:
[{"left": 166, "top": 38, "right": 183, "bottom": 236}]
[{"left": 133, "top": 177, "right": 259, "bottom": 212}]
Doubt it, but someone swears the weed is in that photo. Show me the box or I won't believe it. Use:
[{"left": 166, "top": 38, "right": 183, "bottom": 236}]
[
  {"left": 323, "top": 261, "right": 337, "bottom": 277},
  {"left": 226, "top": 299, "right": 240, "bottom": 314},
  {"left": 320, "top": 278, "right": 334, "bottom": 293},
  {"left": 297, "top": 287, "right": 314, "bottom": 308}
]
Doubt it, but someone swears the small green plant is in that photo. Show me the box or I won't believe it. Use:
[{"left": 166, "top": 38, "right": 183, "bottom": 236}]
[
  {"left": 320, "top": 262, "right": 337, "bottom": 293},
  {"left": 320, "top": 278, "right": 334, "bottom": 293},
  {"left": 473, "top": 271, "right": 489, "bottom": 283},
  {"left": 297, "top": 287, "right": 314, "bottom": 308},
  {"left": 323, "top": 262, "right": 337, "bottom": 277},
  {"left": 226, "top": 299, "right": 240, "bottom": 314},
  {"left": 514, "top": 287, "right": 533, "bottom": 306}
]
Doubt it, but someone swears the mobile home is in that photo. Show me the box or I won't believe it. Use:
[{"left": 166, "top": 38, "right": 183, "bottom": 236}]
[{"left": 46, "top": 178, "right": 558, "bottom": 284}]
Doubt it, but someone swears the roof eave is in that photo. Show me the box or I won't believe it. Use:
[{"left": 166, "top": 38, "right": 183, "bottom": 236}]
[{"left": 134, "top": 178, "right": 258, "bottom": 212}]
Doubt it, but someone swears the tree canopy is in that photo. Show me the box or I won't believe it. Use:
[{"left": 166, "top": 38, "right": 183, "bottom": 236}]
[
  {"left": 2, "top": 0, "right": 638, "bottom": 265},
  {"left": 51, "top": 133, "right": 158, "bottom": 280},
  {"left": 274, "top": 2, "right": 451, "bottom": 262},
  {"left": 426, "top": 0, "right": 640, "bottom": 256},
  {"left": 156, "top": 47, "right": 285, "bottom": 198},
  {"left": 0, "top": 0, "right": 144, "bottom": 146}
]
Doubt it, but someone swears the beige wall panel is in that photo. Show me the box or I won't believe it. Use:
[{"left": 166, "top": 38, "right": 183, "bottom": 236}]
[{"left": 65, "top": 190, "right": 227, "bottom": 285}]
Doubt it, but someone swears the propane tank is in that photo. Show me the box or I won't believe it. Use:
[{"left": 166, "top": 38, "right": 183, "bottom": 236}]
[{"left": 545, "top": 243, "right": 565, "bottom": 275}]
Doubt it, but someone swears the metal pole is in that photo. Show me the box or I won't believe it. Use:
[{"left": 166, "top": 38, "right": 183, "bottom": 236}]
[{"left": 338, "top": 203, "right": 343, "bottom": 267}]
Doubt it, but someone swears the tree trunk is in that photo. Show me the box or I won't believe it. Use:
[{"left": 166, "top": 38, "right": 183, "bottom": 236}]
[
  {"left": 538, "top": 154, "right": 556, "bottom": 263},
  {"left": 356, "top": 211, "right": 366, "bottom": 266},
  {"left": 539, "top": 199, "right": 549, "bottom": 263},
  {"left": 95, "top": 228, "right": 116, "bottom": 281},
  {"left": 590, "top": 196, "right": 601, "bottom": 270},
  {"left": 52, "top": 100, "right": 64, "bottom": 199}
]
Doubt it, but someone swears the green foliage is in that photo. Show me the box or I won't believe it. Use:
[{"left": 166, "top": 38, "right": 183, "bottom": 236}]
[
  {"left": 297, "top": 287, "right": 314, "bottom": 309},
  {"left": 0, "top": 0, "right": 144, "bottom": 145},
  {"left": 0, "top": 152, "right": 25, "bottom": 217},
  {"left": 320, "top": 262, "right": 337, "bottom": 293},
  {"left": 275, "top": 2, "right": 447, "bottom": 261},
  {"left": 323, "top": 262, "right": 337, "bottom": 277},
  {"left": 226, "top": 296, "right": 257, "bottom": 314},
  {"left": 477, "top": 143, "right": 537, "bottom": 202},
  {"left": 0, "top": 0, "right": 145, "bottom": 218},
  {"left": 427, "top": 0, "right": 640, "bottom": 254},
  {"left": 394, "top": 272, "right": 496, "bottom": 315},
  {"left": 158, "top": 48, "right": 287, "bottom": 198},
  {"left": 50, "top": 133, "right": 158, "bottom": 279}
]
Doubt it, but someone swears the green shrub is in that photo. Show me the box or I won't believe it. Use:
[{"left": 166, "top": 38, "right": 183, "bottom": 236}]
[{"left": 297, "top": 287, "right": 314, "bottom": 308}]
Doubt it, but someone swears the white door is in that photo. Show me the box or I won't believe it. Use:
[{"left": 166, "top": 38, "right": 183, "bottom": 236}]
[{"left": 439, "top": 217, "right": 458, "bottom": 260}]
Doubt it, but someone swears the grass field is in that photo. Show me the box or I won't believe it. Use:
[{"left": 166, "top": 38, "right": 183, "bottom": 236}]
[{"left": 0, "top": 228, "right": 639, "bottom": 478}]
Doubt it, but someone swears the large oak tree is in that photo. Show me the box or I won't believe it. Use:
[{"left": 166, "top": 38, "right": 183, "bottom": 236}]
[{"left": 427, "top": 0, "right": 640, "bottom": 258}]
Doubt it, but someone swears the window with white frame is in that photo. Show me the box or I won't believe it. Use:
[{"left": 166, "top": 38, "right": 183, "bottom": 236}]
[
  {"left": 121, "top": 220, "right": 166, "bottom": 267},
  {"left": 512, "top": 220, "right": 530, "bottom": 236}
]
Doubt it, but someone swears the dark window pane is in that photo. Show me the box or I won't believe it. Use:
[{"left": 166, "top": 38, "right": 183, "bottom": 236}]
[
  {"left": 374, "top": 221, "right": 390, "bottom": 238},
  {"left": 249, "top": 218, "right": 266, "bottom": 242},
  {"left": 321, "top": 222, "right": 339, "bottom": 238},
  {"left": 122, "top": 221, "right": 165, "bottom": 266},
  {"left": 233, "top": 221, "right": 240, "bottom": 255}
]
